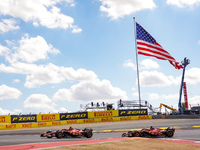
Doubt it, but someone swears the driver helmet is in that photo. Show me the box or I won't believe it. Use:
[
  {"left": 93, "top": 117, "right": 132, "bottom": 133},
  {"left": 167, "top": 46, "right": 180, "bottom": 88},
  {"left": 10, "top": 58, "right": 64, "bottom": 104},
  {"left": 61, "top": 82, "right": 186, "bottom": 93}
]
[
  {"left": 69, "top": 126, "right": 72, "bottom": 130},
  {"left": 150, "top": 126, "right": 153, "bottom": 130}
]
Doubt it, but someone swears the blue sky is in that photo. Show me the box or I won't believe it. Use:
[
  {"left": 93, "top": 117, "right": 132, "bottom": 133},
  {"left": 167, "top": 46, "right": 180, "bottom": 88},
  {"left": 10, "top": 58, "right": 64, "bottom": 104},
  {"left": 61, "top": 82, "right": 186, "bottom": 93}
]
[{"left": 0, "top": 0, "right": 200, "bottom": 115}]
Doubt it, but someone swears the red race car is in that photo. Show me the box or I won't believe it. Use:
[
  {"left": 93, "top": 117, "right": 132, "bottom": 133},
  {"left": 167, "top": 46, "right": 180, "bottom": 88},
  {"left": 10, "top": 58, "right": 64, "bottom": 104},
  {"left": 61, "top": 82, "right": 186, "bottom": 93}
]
[
  {"left": 122, "top": 126, "right": 175, "bottom": 138},
  {"left": 40, "top": 127, "right": 93, "bottom": 138}
]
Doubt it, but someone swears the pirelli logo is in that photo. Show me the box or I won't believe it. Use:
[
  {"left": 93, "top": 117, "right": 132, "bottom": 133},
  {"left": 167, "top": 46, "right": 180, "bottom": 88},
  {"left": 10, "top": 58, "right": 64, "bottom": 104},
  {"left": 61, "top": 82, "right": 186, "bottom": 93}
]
[
  {"left": 41, "top": 115, "right": 55, "bottom": 121},
  {"left": 94, "top": 111, "right": 113, "bottom": 117},
  {"left": 52, "top": 121, "right": 61, "bottom": 125},
  {"left": 6, "top": 124, "right": 16, "bottom": 129},
  {"left": 11, "top": 115, "right": 37, "bottom": 123},
  {"left": 83, "top": 119, "right": 95, "bottom": 123},
  {"left": 120, "top": 116, "right": 132, "bottom": 121},
  {"left": 101, "top": 118, "right": 113, "bottom": 122},
  {"left": 60, "top": 112, "right": 88, "bottom": 120},
  {"left": 38, "top": 122, "right": 47, "bottom": 126},
  {"left": 119, "top": 109, "right": 148, "bottom": 116},
  {"left": 0, "top": 117, "right": 5, "bottom": 123},
  {"left": 138, "top": 115, "right": 150, "bottom": 119},
  {"left": 22, "top": 123, "right": 32, "bottom": 128},
  {"left": 67, "top": 120, "right": 77, "bottom": 124}
]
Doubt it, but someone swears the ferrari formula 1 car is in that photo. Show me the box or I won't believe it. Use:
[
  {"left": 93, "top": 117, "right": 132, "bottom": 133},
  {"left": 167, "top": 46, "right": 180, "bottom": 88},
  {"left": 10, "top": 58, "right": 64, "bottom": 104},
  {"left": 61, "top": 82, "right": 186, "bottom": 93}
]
[
  {"left": 40, "top": 127, "right": 93, "bottom": 138},
  {"left": 122, "top": 126, "right": 175, "bottom": 138}
]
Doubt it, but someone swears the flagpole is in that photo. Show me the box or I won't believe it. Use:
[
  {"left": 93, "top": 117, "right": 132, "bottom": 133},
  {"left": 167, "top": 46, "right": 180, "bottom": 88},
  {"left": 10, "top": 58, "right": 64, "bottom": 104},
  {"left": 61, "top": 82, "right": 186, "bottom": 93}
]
[{"left": 133, "top": 17, "right": 141, "bottom": 108}]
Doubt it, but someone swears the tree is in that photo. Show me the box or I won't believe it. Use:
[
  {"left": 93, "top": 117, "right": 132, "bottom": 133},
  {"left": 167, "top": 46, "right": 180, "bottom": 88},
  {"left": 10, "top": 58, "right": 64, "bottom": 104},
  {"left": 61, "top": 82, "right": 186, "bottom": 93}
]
[{"left": 182, "top": 102, "right": 185, "bottom": 111}]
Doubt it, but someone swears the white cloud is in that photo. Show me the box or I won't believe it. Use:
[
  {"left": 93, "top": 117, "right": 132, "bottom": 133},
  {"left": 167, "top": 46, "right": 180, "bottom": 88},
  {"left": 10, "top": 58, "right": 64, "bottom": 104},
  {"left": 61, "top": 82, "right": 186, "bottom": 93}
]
[
  {"left": 166, "top": 0, "right": 200, "bottom": 8},
  {"left": 0, "top": 34, "right": 99, "bottom": 88},
  {"left": 62, "top": 67, "right": 98, "bottom": 81},
  {"left": 12, "top": 79, "right": 20, "bottom": 83},
  {"left": 124, "top": 59, "right": 200, "bottom": 87},
  {"left": 72, "top": 26, "right": 82, "bottom": 33},
  {"left": 185, "top": 68, "right": 200, "bottom": 84},
  {"left": 140, "top": 71, "right": 179, "bottom": 87},
  {"left": 53, "top": 79, "right": 128, "bottom": 101},
  {"left": 140, "top": 59, "right": 159, "bottom": 70},
  {"left": 0, "top": 84, "right": 22, "bottom": 100},
  {"left": 0, "top": 63, "right": 98, "bottom": 88},
  {"left": 0, "top": 44, "right": 10, "bottom": 56},
  {"left": 0, "top": 19, "right": 20, "bottom": 33},
  {"left": 0, "top": 0, "right": 80, "bottom": 31},
  {"left": 149, "top": 93, "right": 179, "bottom": 100},
  {"left": 124, "top": 59, "right": 159, "bottom": 70},
  {"left": 0, "top": 107, "right": 22, "bottom": 115},
  {"left": 98, "top": 0, "right": 156, "bottom": 20},
  {"left": 58, "top": 107, "right": 70, "bottom": 113},
  {"left": 123, "top": 59, "right": 137, "bottom": 70},
  {"left": 148, "top": 93, "right": 160, "bottom": 100},
  {"left": 24, "top": 94, "right": 55, "bottom": 110},
  {"left": 189, "top": 95, "right": 200, "bottom": 105},
  {"left": 132, "top": 91, "right": 139, "bottom": 98},
  {"left": 24, "top": 94, "right": 69, "bottom": 113},
  {"left": 6, "top": 34, "right": 60, "bottom": 63}
]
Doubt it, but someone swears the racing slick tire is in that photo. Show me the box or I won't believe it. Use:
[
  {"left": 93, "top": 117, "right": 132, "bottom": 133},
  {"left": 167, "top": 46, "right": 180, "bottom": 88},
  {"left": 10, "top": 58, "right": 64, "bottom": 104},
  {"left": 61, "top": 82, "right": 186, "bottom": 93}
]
[
  {"left": 85, "top": 131, "right": 93, "bottom": 138},
  {"left": 56, "top": 130, "right": 63, "bottom": 138},
  {"left": 166, "top": 131, "right": 174, "bottom": 137},
  {"left": 133, "top": 131, "right": 141, "bottom": 137}
]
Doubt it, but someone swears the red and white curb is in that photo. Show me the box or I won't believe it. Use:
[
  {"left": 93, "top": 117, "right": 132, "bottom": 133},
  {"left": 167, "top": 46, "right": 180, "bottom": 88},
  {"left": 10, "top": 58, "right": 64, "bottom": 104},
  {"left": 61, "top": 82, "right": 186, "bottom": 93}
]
[
  {"left": 0, "top": 138, "right": 130, "bottom": 150},
  {"left": 0, "top": 137, "right": 199, "bottom": 150}
]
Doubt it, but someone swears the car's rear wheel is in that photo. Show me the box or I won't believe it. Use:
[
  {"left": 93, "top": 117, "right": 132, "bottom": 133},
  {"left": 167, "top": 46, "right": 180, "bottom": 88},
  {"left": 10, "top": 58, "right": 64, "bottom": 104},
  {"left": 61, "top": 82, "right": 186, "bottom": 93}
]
[
  {"left": 85, "top": 131, "right": 93, "bottom": 138},
  {"left": 166, "top": 131, "right": 174, "bottom": 137},
  {"left": 56, "top": 130, "right": 63, "bottom": 138}
]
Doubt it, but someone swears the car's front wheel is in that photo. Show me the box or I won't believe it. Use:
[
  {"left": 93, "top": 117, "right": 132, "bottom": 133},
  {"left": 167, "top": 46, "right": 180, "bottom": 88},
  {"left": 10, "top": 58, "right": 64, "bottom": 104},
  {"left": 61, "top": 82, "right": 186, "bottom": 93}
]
[
  {"left": 133, "top": 131, "right": 141, "bottom": 137},
  {"left": 85, "top": 131, "right": 93, "bottom": 138},
  {"left": 122, "top": 133, "right": 127, "bottom": 137},
  {"left": 166, "top": 131, "right": 174, "bottom": 137}
]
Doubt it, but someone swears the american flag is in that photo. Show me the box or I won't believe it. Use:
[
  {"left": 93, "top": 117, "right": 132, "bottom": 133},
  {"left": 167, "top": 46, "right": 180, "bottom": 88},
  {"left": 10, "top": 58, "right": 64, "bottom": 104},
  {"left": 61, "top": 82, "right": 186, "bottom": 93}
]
[{"left": 136, "top": 22, "right": 183, "bottom": 69}]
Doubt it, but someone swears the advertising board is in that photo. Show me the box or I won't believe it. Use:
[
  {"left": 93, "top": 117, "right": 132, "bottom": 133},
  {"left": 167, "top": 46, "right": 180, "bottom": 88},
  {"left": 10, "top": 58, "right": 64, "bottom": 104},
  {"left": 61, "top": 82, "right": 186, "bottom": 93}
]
[
  {"left": 0, "top": 115, "right": 11, "bottom": 123},
  {"left": 119, "top": 109, "right": 148, "bottom": 116},
  {"left": 88, "top": 110, "right": 118, "bottom": 118},
  {"left": 11, "top": 115, "right": 37, "bottom": 123},
  {"left": 60, "top": 112, "right": 88, "bottom": 120},
  {"left": 37, "top": 113, "right": 60, "bottom": 122}
]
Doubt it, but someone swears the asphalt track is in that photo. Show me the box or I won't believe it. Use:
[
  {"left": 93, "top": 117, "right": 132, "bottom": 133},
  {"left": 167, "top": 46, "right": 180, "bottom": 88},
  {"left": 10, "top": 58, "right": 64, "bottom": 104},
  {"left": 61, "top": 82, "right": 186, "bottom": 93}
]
[{"left": 0, "top": 119, "right": 200, "bottom": 149}]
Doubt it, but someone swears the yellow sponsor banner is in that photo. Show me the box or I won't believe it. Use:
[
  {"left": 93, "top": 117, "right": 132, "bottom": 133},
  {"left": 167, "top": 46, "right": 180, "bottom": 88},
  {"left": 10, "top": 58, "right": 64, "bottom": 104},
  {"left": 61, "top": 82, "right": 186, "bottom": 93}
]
[
  {"left": 37, "top": 113, "right": 60, "bottom": 122},
  {"left": 88, "top": 110, "right": 119, "bottom": 118},
  {"left": 137, "top": 115, "right": 152, "bottom": 120},
  {"left": 0, "top": 115, "right": 11, "bottom": 124},
  {"left": 0, "top": 115, "right": 152, "bottom": 130}
]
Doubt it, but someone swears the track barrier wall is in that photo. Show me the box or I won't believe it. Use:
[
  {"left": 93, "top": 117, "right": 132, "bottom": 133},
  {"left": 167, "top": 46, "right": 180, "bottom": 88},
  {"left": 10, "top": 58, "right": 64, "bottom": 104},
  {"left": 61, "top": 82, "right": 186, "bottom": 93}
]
[{"left": 0, "top": 109, "right": 151, "bottom": 130}]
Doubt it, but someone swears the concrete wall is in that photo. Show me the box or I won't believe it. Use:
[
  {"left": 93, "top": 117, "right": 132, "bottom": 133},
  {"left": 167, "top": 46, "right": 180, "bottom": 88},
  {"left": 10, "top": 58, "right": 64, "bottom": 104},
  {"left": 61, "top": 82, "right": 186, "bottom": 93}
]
[{"left": 152, "top": 114, "right": 200, "bottom": 119}]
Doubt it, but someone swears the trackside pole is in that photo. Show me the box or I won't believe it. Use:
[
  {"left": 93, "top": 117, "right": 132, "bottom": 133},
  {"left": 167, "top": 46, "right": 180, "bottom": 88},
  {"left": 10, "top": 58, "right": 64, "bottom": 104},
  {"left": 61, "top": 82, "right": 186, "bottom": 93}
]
[
  {"left": 178, "top": 57, "right": 190, "bottom": 114},
  {"left": 133, "top": 17, "right": 141, "bottom": 108}
]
